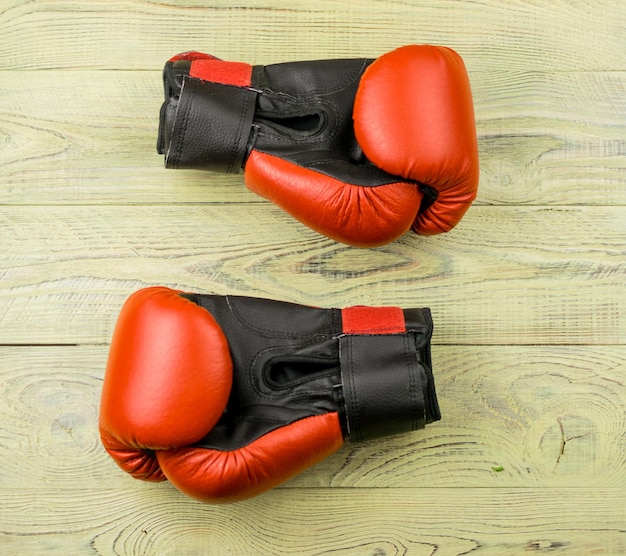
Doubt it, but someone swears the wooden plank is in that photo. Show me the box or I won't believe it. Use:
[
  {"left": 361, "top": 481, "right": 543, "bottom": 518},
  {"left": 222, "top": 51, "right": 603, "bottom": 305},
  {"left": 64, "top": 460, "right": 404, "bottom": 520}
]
[
  {"left": 1, "top": 345, "right": 623, "bottom": 491},
  {"left": 474, "top": 70, "right": 626, "bottom": 206},
  {"left": 1, "top": 205, "right": 624, "bottom": 345},
  {"left": 0, "top": 487, "right": 624, "bottom": 554},
  {"left": 0, "top": 1, "right": 624, "bottom": 71},
  {"left": 0, "top": 2, "right": 623, "bottom": 554},
  {"left": 1, "top": 69, "right": 625, "bottom": 205}
]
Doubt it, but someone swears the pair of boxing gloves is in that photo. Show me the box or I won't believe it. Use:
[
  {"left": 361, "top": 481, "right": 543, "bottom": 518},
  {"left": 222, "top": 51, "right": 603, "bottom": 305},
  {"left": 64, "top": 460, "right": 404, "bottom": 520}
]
[
  {"left": 157, "top": 44, "right": 479, "bottom": 246},
  {"left": 100, "top": 45, "right": 476, "bottom": 501},
  {"left": 99, "top": 286, "right": 440, "bottom": 503}
]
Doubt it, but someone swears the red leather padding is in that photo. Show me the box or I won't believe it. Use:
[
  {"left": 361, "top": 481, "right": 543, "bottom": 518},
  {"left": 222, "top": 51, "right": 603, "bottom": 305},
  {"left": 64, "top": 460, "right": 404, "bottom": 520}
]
[
  {"left": 354, "top": 45, "right": 479, "bottom": 235},
  {"left": 342, "top": 306, "right": 406, "bottom": 334},
  {"left": 244, "top": 150, "right": 423, "bottom": 247},
  {"left": 100, "top": 428, "right": 165, "bottom": 482},
  {"left": 169, "top": 51, "right": 218, "bottom": 63},
  {"left": 99, "top": 287, "right": 233, "bottom": 480},
  {"left": 157, "top": 412, "right": 343, "bottom": 503}
]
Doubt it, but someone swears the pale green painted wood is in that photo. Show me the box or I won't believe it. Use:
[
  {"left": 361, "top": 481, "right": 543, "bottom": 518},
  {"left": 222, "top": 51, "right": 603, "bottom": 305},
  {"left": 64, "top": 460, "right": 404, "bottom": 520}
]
[
  {"left": 1, "top": 205, "right": 624, "bottom": 344},
  {"left": 0, "top": 0, "right": 624, "bottom": 71},
  {"left": 1, "top": 487, "right": 625, "bottom": 554},
  {"left": 0, "top": 1, "right": 624, "bottom": 554}
]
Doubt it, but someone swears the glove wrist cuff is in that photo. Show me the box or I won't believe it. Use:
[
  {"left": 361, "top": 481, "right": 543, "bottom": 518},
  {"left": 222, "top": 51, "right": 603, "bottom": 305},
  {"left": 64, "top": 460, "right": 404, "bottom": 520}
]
[
  {"left": 339, "top": 307, "right": 439, "bottom": 442},
  {"left": 164, "top": 77, "right": 257, "bottom": 173}
]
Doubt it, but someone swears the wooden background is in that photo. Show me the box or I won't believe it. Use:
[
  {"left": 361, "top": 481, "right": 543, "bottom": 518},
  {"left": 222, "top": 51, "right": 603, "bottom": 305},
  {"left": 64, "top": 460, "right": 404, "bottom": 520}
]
[{"left": 1, "top": 0, "right": 625, "bottom": 554}]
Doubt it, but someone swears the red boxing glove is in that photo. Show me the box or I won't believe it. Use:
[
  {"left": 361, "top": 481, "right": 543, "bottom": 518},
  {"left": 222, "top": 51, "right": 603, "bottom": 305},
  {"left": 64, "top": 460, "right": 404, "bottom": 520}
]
[
  {"left": 99, "top": 287, "right": 440, "bottom": 503},
  {"left": 157, "top": 45, "right": 479, "bottom": 247}
]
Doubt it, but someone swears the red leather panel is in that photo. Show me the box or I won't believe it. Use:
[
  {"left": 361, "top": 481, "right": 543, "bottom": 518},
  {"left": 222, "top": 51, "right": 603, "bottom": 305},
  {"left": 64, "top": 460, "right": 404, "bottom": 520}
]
[
  {"left": 342, "top": 306, "right": 406, "bottom": 334},
  {"left": 353, "top": 45, "right": 479, "bottom": 235},
  {"left": 99, "top": 287, "right": 233, "bottom": 458},
  {"left": 244, "top": 150, "right": 423, "bottom": 247},
  {"left": 169, "top": 51, "right": 218, "bottom": 63},
  {"left": 100, "top": 428, "right": 165, "bottom": 481},
  {"left": 412, "top": 187, "right": 477, "bottom": 235},
  {"left": 157, "top": 412, "right": 344, "bottom": 503}
]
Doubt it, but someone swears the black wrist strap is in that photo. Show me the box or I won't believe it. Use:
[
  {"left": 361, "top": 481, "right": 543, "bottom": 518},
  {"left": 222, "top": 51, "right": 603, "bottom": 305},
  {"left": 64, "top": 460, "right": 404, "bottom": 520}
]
[
  {"left": 339, "top": 333, "right": 434, "bottom": 443},
  {"left": 165, "top": 77, "right": 257, "bottom": 173}
]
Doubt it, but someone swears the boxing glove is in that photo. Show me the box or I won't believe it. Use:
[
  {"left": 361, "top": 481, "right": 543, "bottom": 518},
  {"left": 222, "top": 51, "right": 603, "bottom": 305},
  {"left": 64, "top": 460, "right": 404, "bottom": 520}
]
[
  {"left": 99, "top": 287, "right": 440, "bottom": 503},
  {"left": 157, "top": 45, "right": 479, "bottom": 247}
]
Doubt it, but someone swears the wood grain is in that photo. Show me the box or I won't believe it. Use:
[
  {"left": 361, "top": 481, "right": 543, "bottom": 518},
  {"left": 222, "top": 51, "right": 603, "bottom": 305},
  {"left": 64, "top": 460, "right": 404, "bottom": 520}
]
[
  {"left": 0, "top": 487, "right": 624, "bottom": 555},
  {"left": 1, "top": 346, "right": 623, "bottom": 491},
  {"left": 1, "top": 1, "right": 624, "bottom": 553},
  {"left": 0, "top": 0, "right": 624, "bottom": 71},
  {"left": 1, "top": 205, "right": 624, "bottom": 345},
  {"left": 0, "top": 70, "right": 624, "bottom": 205}
]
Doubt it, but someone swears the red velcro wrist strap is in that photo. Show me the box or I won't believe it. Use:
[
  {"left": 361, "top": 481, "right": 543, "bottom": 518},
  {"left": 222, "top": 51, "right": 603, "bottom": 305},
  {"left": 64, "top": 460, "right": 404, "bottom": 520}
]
[
  {"left": 190, "top": 59, "right": 253, "bottom": 87},
  {"left": 341, "top": 306, "right": 405, "bottom": 334}
]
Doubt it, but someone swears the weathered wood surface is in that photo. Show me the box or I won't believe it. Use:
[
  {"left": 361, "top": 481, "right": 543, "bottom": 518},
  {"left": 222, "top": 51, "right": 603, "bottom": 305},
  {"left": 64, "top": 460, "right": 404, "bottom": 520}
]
[
  {"left": 1, "top": 487, "right": 625, "bottom": 555},
  {"left": 0, "top": 0, "right": 624, "bottom": 71},
  {"left": 1, "top": 0, "right": 625, "bottom": 554},
  {"left": 1, "top": 205, "right": 624, "bottom": 345}
]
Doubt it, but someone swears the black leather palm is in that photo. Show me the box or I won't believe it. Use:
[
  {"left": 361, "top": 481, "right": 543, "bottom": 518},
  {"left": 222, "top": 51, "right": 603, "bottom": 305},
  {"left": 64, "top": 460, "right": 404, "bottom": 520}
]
[
  {"left": 249, "top": 58, "right": 389, "bottom": 185},
  {"left": 180, "top": 293, "right": 440, "bottom": 450}
]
